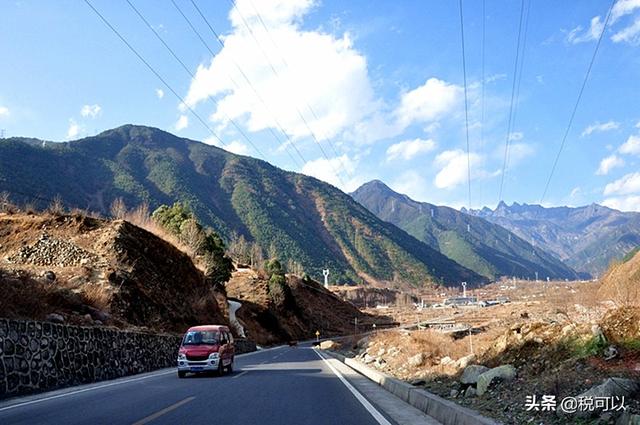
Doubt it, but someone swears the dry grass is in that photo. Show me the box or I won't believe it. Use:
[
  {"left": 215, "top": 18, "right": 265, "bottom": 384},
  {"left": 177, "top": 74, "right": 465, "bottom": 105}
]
[{"left": 80, "top": 283, "right": 112, "bottom": 312}]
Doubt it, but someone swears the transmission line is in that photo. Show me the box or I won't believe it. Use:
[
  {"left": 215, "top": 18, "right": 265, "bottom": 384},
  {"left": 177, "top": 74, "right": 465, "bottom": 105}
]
[
  {"left": 169, "top": 0, "right": 301, "bottom": 167},
  {"left": 540, "top": 0, "right": 615, "bottom": 203},
  {"left": 83, "top": 0, "right": 227, "bottom": 147},
  {"left": 187, "top": 0, "right": 308, "bottom": 167},
  {"left": 243, "top": 0, "right": 354, "bottom": 178},
  {"left": 459, "top": 0, "right": 472, "bottom": 209},
  {"left": 498, "top": 0, "right": 526, "bottom": 202},
  {"left": 125, "top": 0, "right": 267, "bottom": 160},
  {"left": 227, "top": 0, "right": 347, "bottom": 186}
]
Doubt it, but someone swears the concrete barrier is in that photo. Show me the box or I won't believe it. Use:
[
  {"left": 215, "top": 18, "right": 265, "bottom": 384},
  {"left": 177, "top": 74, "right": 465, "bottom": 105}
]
[{"left": 325, "top": 351, "right": 500, "bottom": 425}]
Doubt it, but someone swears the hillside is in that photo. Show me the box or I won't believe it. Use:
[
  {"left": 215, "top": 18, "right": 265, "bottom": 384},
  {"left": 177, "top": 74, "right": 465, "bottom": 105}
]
[
  {"left": 226, "top": 267, "right": 391, "bottom": 345},
  {"left": 0, "top": 124, "right": 483, "bottom": 287},
  {"left": 352, "top": 181, "right": 579, "bottom": 281},
  {"left": 0, "top": 211, "right": 227, "bottom": 332},
  {"left": 598, "top": 248, "right": 640, "bottom": 306},
  {"left": 465, "top": 201, "right": 640, "bottom": 277}
]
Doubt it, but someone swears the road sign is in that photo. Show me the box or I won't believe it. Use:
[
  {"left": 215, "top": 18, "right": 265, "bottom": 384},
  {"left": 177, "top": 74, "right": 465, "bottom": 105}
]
[{"left": 315, "top": 330, "right": 320, "bottom": 342}]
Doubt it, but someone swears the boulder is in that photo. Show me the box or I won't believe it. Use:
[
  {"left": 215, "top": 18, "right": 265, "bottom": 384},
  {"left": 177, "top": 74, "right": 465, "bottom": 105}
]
[
  {"left": 319, "top": 340, "right": 338, "bottom": 350},
  {"left": 440, "top": 356, "right": 454, "bottom": 366},
  {"left": 476, "top": 365, "right": 516, "bottom": 395},
  {"left": 460, "top": 365, "right": 490, "bottom": 385},
  {"left": 456, "top": 354, "right": 476, "bottom": 369},
  {"left": 363, "top": 354, "right": 375, "bottom": 364},
  {"left": 604, "top": 345, "right": 619, "bottom": 361},
  {"left": 464, "top": 386, "right": 477, "bottom": 397},
  {"left": 407, "top": 353, "right": 425, "bottom": 368},
  {"left": 579, "top": 377, "right": 639, "bottom": 399},
  {"left": 45, "top": 313, "right": 64, "bottom": 324}
]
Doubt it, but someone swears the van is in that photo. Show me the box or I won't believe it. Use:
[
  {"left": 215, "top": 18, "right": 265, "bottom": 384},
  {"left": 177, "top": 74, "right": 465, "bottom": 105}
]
[{"left": 177, "top": 325, "right": 235, "bottom": 378}]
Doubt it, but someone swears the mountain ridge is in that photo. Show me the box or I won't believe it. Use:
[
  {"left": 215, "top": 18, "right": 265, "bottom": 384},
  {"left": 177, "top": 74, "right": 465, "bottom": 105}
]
[
  {"left": 0, "top": 124, "right": 484, "bottom": 287},
  {"left": 351, "top": 180, "right": 581, "bottom": 281}
]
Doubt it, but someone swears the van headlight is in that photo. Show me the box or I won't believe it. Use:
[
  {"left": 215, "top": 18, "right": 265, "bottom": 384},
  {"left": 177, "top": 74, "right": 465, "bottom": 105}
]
[
  {"left": 178, "top": 353, "right": 186, "bottom": 361},
  {"left": 208, "top": 352, "right": 219, "bottom": 359}
]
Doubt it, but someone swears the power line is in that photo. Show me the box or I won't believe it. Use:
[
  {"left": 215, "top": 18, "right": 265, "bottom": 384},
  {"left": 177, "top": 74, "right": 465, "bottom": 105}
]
[
  {"left": 187, "top": 0, "right": 308, "bottom": 166},
  {"left": 459, "top": 0, "right": 472, "bottom": 209},
  {"left": 125, "top": 0, "right": 267, "bottom": 160},
  {"left": 168, "top": 0, "right": 301, "bottom": 167},
  {"left": 244, "top": 0, "right": 354, "bottom": 178},
  {"left": 479, "top": 0, "right": 486, "bottom": 207},
  {"left": 227, "top": 0, "right": 347, "bottom": 187},
  {"left": 540, "top": 0, "right": 615, "bottom": 203},
  {"left": 82, "top": 0, "right": 227, "bottom": 147},
  {"left": 498, "top": 0, "right": 526, "bottom": 202}
]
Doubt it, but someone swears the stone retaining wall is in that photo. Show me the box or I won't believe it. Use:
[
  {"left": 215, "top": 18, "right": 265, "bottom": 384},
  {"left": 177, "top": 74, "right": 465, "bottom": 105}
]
[{"left": 0, "top": 318, "right": 256, "bottom": 399}]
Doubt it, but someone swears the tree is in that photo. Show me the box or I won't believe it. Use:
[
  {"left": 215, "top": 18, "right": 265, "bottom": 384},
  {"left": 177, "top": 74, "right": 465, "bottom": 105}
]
[
  {"left": 249, "top": 242, "right": 264, "bottom": 270},
  {"left": 110, "top": 197, "right": 127, "bottom": 220},
  {"left": 152, "top": 203, "right": 234, "bottom": 287}
]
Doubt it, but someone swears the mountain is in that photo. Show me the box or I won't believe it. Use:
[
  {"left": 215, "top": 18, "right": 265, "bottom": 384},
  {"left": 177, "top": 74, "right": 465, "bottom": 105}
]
[
  {"left": 351, "top": 180, "right": 580, "bottom": 281},
  {"left": 465, "top": 201, "right": 640, "bottom": 277},
  {"left": 0, "top": 124, "right": 484, "bottom": 287}
]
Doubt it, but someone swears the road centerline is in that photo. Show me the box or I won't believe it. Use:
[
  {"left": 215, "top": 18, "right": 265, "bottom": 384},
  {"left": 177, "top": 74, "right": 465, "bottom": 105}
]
[{"left": 132, "top": 396, "right": 195, "bottom": 425}]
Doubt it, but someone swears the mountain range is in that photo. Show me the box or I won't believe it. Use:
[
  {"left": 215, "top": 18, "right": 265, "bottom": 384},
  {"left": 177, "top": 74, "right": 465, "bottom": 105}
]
[
  {"left": 0, "top": 125, "right": 482, "bottom": 288},
  {"left": 464, "top": 202, "right": 640, "bottom": 277},
  {"left": 351, "top": 180, "right": 580, "bottom": 281}
]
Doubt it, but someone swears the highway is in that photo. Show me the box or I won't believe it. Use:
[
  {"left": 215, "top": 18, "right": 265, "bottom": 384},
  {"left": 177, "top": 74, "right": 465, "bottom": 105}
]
[{"left": 0, "top": 344, "right": 440, "bottom": 425}]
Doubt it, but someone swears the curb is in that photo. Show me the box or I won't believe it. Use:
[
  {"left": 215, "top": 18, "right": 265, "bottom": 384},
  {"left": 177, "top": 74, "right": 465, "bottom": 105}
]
[{"left": 324, "top": 351, "right": 500, "bottom": 425}]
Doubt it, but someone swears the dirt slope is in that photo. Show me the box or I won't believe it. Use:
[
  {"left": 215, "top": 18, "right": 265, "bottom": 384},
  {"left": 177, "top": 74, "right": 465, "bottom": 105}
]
[
  {"left": 0, "top": 212, "right": 226, "bottom": 332},
  {"left": 226, "top": 267, "right": 394, "bottom": 346}
]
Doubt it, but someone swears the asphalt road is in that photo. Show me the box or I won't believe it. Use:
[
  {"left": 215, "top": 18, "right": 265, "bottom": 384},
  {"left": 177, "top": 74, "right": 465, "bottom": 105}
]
[{"left": 0, "top": 345, "right": 405, "bottom": 425}]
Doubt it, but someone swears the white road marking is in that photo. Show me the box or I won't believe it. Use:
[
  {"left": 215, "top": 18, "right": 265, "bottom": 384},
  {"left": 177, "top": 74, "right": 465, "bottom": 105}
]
[
  {"left": 0, "top": 370, "right": 175, "bottom": 413},
  {"left": 132, "top": 396, "right": 195, "bottom": 425},
  {"left": 231, "top": 371, "right": 249, "bottom": 379},
  {"left": 313, "top": 349, "right": 392, "bottom": 425}
]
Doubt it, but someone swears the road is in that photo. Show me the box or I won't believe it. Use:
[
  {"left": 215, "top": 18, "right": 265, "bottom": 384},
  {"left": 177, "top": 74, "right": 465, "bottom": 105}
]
[{"left": 0, "top": 344, "right": 439, "bottom": 425}]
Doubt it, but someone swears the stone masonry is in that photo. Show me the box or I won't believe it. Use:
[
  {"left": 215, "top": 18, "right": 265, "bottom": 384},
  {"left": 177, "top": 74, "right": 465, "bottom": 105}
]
[{"left": 0, "top": 318, "right": 256, "bottom": 399}]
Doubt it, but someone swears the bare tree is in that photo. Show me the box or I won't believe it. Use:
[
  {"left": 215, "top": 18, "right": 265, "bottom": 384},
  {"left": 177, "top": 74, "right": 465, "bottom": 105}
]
[
  {"left": 228, "top": 233, "right": 249, "bottom": 264},
  {"left": 110, "top": 197, "right": 127, "bottom": 220},
  {"left": 250, "top": 242, "right": 264, "bottom": 270},
  {"left": 48, "top": 194, "right": 65, "bottom": 215},
  {"left": 128, "top": 201, "right": 150, "bottom": 227},
  {"left": 180, "top": 218, "right": 205, "bottom": 255},
  {"left": 0, "top": 191, "right": 12, "bottom": 213}
]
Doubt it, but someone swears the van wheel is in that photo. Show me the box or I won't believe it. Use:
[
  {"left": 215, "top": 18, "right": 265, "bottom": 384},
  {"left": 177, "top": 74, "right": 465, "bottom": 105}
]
[{"left": 178, "top": 371, "right": 186, "bottom": 379}]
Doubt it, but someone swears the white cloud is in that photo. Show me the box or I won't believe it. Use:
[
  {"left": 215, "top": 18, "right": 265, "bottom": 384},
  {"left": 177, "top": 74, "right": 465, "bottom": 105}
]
[
  {"left": 386, "top": 138, "right": 435, "bottom": 161},
  {"left": 581, "top": 120, "right": 620, "bottom": 137},
  {"left": 301, "top": 154, "right": 357, "bottom": 189},
  {"left": 596, "top": 154, "right": 625, "bottom": 175},
  {"left": 390, "top": 170, "right": 430, "bottom": 201},
  {"left": 184, "top": 0, "right": 378, "bottom": 143},
  {"left": 636, "top": 121, "right": 640, "bottom": 128},
  {"left": 566, "top": 16, "right": 604, "bottom": 44},
  {"left": 203, "top": 136, "right": 250, "bottom": 155},
  {"left": 66, "top": 119, "right": 80, "bottom": 139},
  {"left": 619, "top": 134, "right": 640, "bottom": 155},
  {"left": 80, "top": 104, "right": 101, "bottom": 119},
  {"left": 155, "top": 88, "right": 165, "bottom": 99},
  {"left": 0, "top": 106, "right": 9, "bottom": 117},
  {"left": 433, "top": 149, "right": 494, "bottom": 190},
  {"left": 507, "top": 143, "right": 535, "bottom": 164},
  {"left": 611, "top": 0, "right": 640, "bottom": 23},
  {"left": 394, "top": 78, "right": 461, "bottom": 130},
  {"left": 603, "top": 172, "right": 640, "bottom": 195},
  {"left": 602, "top": 195, "right": 640, "bottom": 212},
  {"left": 175, "top": 115, "right": 189, "bottom": 131},
  {"left": 612, "top": 17, "right": 640, "bottom": 44},
  {"left": 570, "top": 187, "right": 582, "bottom": 199}
]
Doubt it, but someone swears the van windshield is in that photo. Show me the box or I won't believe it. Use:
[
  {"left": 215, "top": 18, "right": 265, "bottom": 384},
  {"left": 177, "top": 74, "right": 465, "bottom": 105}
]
[{"left": 182, "top": 331, "right": 219, "bottom": 346}]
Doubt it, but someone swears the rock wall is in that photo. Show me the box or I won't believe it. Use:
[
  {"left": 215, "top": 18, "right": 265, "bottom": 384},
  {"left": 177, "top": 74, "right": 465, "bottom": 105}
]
[{"left": 0, "top": 318, "right": 256, "bottom": 399}]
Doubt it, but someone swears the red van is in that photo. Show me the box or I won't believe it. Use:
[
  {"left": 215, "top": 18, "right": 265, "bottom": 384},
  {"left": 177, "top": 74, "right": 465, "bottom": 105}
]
[{"left": 177, "top": 325, "right": 235, "bottom": 378}]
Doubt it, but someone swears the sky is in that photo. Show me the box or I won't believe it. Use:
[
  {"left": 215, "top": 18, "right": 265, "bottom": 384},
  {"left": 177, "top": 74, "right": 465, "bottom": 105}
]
[{"left": 1, "top": 0, "right": 640, "bottom": 211}]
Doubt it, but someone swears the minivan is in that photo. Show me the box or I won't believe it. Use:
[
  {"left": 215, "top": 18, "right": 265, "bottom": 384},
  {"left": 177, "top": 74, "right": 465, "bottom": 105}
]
[{"left": 177, "top": 325, "right": 235, "bottom": 378}]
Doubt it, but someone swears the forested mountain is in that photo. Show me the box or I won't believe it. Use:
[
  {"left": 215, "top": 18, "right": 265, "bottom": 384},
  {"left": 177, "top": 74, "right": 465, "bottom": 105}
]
[
  {"left": 352, "top": 181, "right": 580, "bottom": 281},
  {"left": 464, "top": 201, "right": 640, "bottom": 277},
  {"left": 0, "top": 125, "right": 484, "bottom": 287}
]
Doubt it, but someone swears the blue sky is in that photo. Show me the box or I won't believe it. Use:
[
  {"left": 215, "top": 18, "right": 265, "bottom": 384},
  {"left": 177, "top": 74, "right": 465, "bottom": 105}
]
[{"left": 1, "top": 0, "right": 640, "bottom": 211}]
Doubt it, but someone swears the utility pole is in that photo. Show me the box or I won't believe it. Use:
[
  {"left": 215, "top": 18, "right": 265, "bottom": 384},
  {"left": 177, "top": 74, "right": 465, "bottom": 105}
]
[
  {"left": 322, "top": 269, "right": 329, "bottom": 288},
  {"left": 461, "top": 282, "right": 467, "bottom": 298},
  {"left": 0, "top": 129, "right": 5, "bottom": 138}
]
